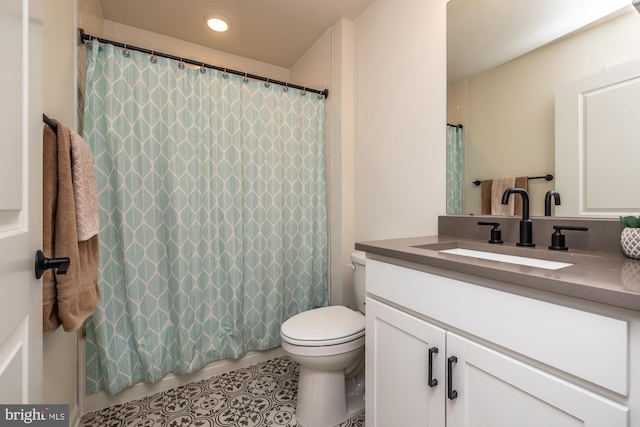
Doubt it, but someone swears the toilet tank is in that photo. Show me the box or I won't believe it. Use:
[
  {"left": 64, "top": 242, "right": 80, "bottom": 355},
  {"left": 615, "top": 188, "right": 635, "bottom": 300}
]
[{"left": 351, "top": 251, "right": 367, "bottom": 313}]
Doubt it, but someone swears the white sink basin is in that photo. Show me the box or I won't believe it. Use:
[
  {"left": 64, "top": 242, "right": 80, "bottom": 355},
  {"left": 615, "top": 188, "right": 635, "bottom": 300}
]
[{"left": 439, "top": 248, "right": 573, "bottom": 270}]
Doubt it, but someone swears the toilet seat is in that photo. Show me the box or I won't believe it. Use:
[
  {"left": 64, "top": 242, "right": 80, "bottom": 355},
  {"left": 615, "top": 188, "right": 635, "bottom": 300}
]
[{"left": 281, "top": 306, "right": 365, "bottom": 347}]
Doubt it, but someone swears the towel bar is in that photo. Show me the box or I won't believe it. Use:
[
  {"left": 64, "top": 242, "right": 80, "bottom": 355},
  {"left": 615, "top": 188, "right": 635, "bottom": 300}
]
[
  {"left": 43, "top": 114, "right": 57, "bottom": 133},
  {"left": 472, "top": 174, "right": 553, "bottom": 186}
]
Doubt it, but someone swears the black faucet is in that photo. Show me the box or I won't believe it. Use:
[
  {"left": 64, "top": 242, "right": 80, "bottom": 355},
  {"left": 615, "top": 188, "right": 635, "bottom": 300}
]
[
  {"left": 544, "top": 191, "right": 561, "bottom": 216},
  {"left": 501, "top": 188, "right": 535, "bottom": 247}
]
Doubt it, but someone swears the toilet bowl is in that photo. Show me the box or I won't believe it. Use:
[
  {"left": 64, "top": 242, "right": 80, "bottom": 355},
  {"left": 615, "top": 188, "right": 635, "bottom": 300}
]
[{"left": 280, "top": 251, "right": 367, "bottom": 427}]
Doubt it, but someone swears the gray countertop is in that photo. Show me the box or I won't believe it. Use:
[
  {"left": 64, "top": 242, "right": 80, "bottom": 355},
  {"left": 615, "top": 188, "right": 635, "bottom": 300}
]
[{"left": 355, "top": 235, "right": 640, "bottom": 312}]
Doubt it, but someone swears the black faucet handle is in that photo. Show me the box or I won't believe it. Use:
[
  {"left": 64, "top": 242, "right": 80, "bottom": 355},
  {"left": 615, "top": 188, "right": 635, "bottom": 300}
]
[
  {"left": 478, "top": 222, "right": 503, "bottom": 244},
  {"left": 553, "top": 225, "right": 588, "bottom": 232},
  {"left": 549, "top": 225, "right": 589, "bottom": 251}
]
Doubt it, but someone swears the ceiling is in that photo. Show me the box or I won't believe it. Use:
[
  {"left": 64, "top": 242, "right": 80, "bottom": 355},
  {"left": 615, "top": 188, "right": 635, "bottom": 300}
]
[
  {"left": 98, "top": 0, "right": 376, "bottom": 69},
  {"left": 447, "top": 0, "right": 633, "bottom": 83},
  {"left": 98, "top": 0, "right": 634, "bottom": 80}
]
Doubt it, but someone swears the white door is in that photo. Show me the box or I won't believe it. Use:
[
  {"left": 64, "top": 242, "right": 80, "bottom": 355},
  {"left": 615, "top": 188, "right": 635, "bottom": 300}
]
[
  {"left": 555, "top": 56, "right": 640, "bottom": 217},
  {"left": 446, "top": 332, "right": 628, "bottom": 427},
  {"left": 0, "top": 0, "right": 44, "bottom": 403},
  {"left": 366, "top": 297, "right": 446, "bottom": 427}
]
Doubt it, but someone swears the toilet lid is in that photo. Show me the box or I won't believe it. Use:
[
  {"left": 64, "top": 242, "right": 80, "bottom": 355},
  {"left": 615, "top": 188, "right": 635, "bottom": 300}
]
[{"left": 281, "top": 306, "right": 365, "bottom": 346}]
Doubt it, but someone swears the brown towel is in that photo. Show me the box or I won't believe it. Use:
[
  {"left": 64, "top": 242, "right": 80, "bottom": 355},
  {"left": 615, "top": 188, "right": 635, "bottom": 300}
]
[
  {"left": 43, "top": 121, "right": 100, "bottom": 335},
  {"left": 70, "top": 130, "right": 100, "bottom": 241},
  {"left": 481, "top": 180, "right": 492, "bottom": 215},
  {"left": 481, "top": 176, "right": 529, "bottom": 215},
  {"left": 491, "top": 177, "right": 516, "bottom": 215}
]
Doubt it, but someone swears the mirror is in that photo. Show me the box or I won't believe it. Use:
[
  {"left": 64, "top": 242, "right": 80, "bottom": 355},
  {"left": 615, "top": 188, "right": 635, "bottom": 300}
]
[{"left": 447, "top": 0, "right": 640, "bottom": 217}]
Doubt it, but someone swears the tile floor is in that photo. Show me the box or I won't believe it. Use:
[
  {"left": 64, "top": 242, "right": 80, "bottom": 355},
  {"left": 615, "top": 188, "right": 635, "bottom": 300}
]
[{"left": 81, "top": 356, "right": 365, "bottom": 427}]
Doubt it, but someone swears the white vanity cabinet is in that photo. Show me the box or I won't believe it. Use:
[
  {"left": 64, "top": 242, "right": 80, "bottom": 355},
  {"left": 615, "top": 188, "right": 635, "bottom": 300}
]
[
  {"left": 366, "top": 298, "right": 446, "bottom": 426},
  {"left": 365, "top": 259, "right": 631, "bottom": 427},
  {"left": 445, "top": 333, "right": 627, "bottom": 427}
]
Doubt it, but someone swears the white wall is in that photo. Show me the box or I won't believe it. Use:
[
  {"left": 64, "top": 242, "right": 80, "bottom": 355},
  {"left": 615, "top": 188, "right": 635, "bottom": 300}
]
[
  {"left": 354, "top": 0, "right": 447, "bottom": 241},
  {"left": 461, "top": 9, "right": 640, "bottom": 216},
  {"left": 43, "top": 0, "right": 79, "bottom": 425},
  {"left": 78, "top": 0, "right": 103, "bottom": 37},
  {"left": 447, "top": 80, "right": 466, "bottom": 128},
  {"left": 102, "top": 21, "right": 290, "bottom": 82},
  {"left": 330, "top": 19, "right": 356, "bottom": 308}
]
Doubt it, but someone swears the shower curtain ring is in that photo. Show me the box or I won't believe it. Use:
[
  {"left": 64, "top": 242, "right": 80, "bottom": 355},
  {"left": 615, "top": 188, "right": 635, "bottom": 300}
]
[
  {"left": 178, "top": 58, "right": 185, "bottom": 70},
  {"left": 301, "top": 87, "right": 306, "bottom": 96},
  {"left": 283, "top": 83, "right": 288, "bottom": 93},
  {"left": 200, "top": 63, "right": 206, "bottom": 74},
  {"left": 123, "top": 44, "right": 130, "bottom": 57},
  {"left": 222, "top": 68, "right": 228, "bottom": 79},
  {"left": 150, "top": 51, "right": 157, "bottom": 63},
  {"left": 243, "top": 73, "right": 249, "bottom": 84},
  {"left": 264, "top": 78, "right": 270, "bottom": 88}
]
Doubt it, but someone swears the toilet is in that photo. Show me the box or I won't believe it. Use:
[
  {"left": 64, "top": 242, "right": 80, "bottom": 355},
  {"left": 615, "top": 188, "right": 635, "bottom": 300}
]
[{"left": 280, "top": 250, "right": 367, "bottom": 427}]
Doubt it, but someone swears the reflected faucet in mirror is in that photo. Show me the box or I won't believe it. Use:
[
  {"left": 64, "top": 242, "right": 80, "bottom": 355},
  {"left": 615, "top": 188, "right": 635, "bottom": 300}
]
[
  {"left": 502, "top": 188, "right": 535, "bottom": 247},
  {"left": 545, "top": 191, "right": 561, "bottom": 216}
]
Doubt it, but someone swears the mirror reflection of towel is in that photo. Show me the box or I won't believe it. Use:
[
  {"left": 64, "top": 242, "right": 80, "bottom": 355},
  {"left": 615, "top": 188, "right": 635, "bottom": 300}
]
[
  {"left": 481, "top": 177, "right": 528, "bottom": 215},
  {"left": 491, "top": 177, "right": 516, "bottom": 215},
  {"left": 481, "top": 180, "right": 492, "bottom": 215}
]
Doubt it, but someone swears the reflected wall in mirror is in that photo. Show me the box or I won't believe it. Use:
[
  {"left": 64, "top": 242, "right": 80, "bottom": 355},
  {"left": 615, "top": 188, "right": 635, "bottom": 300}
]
[{"left": 447, "top": 0, "right": 640, "bottom": 217}]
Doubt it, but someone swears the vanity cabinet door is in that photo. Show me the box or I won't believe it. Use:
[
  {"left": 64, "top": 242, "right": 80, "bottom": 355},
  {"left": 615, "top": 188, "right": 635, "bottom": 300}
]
[
  {"left": 446, "top": 333, "right": 628, "bottom": 427},
  {"left": 366, "top": 297, "right": 447, "bottom": 427}
]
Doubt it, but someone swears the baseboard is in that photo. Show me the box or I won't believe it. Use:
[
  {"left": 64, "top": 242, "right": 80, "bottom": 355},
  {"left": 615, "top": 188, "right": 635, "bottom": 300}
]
[
  {"left": 80, "top": 346, "right": 285, "bottom": 414},
  {"left": 69, "top": 404, "right": 80, "bottom": 427}
]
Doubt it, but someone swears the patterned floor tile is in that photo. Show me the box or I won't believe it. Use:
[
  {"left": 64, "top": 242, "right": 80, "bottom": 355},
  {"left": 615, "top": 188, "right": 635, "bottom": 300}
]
[{"left": 81, "top": 355, "right": 365, "bottom": 427}]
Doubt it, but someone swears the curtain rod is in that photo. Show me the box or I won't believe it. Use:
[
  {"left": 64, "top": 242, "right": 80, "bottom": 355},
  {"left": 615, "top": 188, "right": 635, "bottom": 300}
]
[{"left": 78, "top": 29, "right": 329, "bottom": 99}]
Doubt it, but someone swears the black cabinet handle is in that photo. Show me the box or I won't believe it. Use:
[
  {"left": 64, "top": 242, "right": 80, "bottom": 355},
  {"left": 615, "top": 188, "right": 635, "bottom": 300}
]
[
  {"left": 34, "top": 250, "right": 70, "bottom": 279},
  {"left": 428, "top": 347, "right": 438, "bottom": 387},
  {"left": 448, "top": 356, "right": 458, "bottom": 400}
]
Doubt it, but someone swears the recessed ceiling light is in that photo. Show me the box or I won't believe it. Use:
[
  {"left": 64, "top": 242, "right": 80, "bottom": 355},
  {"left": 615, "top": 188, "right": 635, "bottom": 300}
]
[{"left": 206, "top": 15, "right": 230, "bottom": 32}]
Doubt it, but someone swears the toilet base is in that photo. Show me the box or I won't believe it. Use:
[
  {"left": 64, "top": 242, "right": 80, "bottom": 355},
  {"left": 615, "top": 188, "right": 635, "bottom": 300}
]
[
  {"left": 296, "top": 365, "right": 365, "bottom": 427},
  {"left": 346, "top": 391, "right": 365, "bottom": 419}
]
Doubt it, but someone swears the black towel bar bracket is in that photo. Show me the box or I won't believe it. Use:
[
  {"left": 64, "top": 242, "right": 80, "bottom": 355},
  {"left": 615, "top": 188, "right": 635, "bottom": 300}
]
[
  {"left": 473, "top": 174, "right": 553, "bottom": 186},
  {"left": 43, "top": 114, "right": 57, "bottom": 133}
]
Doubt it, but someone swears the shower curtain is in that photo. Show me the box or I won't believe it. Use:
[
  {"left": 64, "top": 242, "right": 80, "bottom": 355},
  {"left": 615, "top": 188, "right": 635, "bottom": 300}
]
[
  {"left": 83, "top": 40, "right": 328, "bottom": 394},
  {"left": 446, "top": 125, "right": 464, "bottom": 215}
]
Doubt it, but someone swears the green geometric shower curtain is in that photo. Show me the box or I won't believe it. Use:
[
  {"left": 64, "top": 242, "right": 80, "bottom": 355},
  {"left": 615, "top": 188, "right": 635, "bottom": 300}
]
[
  {"left": 83, "top": 40, "right": 328, "bottom": 394},
  {"left": 446, "top": 124, "right": 464, "bottom": 214}
]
